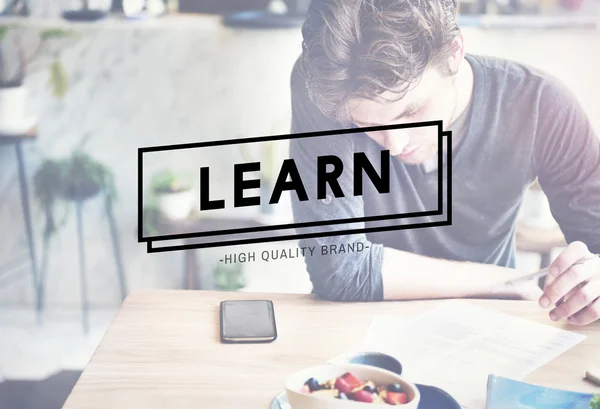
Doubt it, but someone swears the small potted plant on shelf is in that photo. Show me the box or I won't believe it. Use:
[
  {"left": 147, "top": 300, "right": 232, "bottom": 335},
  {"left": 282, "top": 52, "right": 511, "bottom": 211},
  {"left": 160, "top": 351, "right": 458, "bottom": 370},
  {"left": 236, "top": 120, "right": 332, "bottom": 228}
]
[
  {"left": 0, "top": 25, "right": 76, "bottom": 133},
  {"left": 150, "top": 169, "right": 196, "bottom": 221},
  {"left": 213, "top": 262, "right": 246, "bottom": 291},
  {"left": 33, "top": 150, "right": 116, "bottom": 238}
]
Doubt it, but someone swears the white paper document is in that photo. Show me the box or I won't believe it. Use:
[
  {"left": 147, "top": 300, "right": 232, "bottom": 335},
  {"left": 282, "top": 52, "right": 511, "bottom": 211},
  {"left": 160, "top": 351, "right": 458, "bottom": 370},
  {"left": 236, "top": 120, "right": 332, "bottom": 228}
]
[
  {"left": 345, "top": 301, "right": 586, "bottom": 409},
  {"left": 327, "top": 316, "right": 409, "bottom": 364}
]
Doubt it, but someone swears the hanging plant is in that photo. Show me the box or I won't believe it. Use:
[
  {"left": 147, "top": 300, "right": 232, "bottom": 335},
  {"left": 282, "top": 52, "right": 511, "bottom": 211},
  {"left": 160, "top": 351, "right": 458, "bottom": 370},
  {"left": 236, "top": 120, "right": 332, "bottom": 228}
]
[
  {"left": 33, "top": 150, "right": 117, "bottom": 239},
  {"left": 0, "top": 24, "right": 77, "bottom": 97}
]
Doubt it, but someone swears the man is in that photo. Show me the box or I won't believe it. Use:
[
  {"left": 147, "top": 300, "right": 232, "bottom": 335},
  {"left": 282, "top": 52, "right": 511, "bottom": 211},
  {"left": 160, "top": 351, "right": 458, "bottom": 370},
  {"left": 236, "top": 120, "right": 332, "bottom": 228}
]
[{"left": 288, "top": 0, "right": 600, "bottom": 325}]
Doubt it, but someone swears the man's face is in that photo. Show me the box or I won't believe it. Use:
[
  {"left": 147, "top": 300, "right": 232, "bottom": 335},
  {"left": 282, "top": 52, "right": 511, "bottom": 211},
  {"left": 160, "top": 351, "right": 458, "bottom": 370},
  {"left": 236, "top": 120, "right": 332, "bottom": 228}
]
[{"left": 349, "top": 66, "right": 456, "bottom": 165}]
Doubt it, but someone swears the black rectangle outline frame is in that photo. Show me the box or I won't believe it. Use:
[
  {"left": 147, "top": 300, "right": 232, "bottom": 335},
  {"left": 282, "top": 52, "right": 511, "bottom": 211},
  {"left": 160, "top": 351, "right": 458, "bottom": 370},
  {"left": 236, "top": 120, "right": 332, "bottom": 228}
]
[{"left": 139, "top": 120, "right": 452, "bottom": 251}]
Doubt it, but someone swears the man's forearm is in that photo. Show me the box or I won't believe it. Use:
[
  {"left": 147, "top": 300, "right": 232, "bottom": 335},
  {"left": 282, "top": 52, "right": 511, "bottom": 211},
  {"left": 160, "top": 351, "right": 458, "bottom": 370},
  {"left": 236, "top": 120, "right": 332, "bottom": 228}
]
[{"left": 381, "top": 247, "right": 526, "bottom": 300}]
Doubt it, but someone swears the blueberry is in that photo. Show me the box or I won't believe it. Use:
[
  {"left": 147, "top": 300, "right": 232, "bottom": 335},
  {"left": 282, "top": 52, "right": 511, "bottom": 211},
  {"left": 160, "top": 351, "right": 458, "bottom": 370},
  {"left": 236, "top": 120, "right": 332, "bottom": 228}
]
[
  {"left": 363, "top": 385, "right": 375, "bottom": 393},
  {"left": 387, "top": 383, "right": 403, "bottom": 393},
  {"left": 305, "top": 378, "right": 320, "bottom": 392},
  {"left": 338, "top": 392, "right": 348, "bottom": 400}
]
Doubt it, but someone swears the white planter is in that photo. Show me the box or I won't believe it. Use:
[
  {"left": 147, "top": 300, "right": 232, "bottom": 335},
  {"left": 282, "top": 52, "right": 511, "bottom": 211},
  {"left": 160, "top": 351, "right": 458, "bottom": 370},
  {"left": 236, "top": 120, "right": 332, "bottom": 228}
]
[
  {"left": 156, "top": 190, "right": 196, "bottom": 221},
  {"left": 0, "top": 86, "right": 30, "bottom": 133}
]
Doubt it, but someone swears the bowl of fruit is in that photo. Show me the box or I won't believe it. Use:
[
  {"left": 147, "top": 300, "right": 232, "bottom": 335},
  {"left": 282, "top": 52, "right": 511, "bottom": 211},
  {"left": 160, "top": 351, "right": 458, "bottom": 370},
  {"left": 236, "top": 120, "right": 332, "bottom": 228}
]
[{"left": 285, "top": 364, "right": 420, "bottom": 409}]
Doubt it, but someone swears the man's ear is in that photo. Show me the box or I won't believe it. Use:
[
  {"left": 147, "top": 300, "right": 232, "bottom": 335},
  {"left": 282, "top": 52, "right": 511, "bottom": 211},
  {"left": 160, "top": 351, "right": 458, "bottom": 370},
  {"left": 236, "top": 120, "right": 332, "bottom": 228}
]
[{"left": 447, "top": 32, "right": 465, "bottom": 75}]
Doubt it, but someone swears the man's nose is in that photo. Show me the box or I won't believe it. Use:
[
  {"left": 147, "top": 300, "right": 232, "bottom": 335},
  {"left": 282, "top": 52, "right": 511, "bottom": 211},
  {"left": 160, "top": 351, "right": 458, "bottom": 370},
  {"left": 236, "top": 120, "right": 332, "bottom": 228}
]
[{"left": 383, "top": 130, "right": 410, "bottom": 156}]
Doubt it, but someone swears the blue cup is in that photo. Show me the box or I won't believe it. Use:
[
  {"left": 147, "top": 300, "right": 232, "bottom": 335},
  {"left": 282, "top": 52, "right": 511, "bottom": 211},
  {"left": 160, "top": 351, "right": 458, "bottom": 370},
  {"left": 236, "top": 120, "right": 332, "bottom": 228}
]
[{"left": 346, "top": 352, "right": 403, "bottom": 376}]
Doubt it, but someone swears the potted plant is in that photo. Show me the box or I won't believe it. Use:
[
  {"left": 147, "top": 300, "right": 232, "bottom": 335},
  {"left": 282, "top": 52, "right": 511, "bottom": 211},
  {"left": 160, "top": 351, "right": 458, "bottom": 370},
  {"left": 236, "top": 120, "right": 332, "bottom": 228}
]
[
  {"left": 33, "top": 150, "right": 116, "bottom": 239},
  {"left": 0, "top": 25, "right": 75, "bottom": 132},
  {"left": 150, "top": 169, "right": 196, "bottom": 221},
  {"left": 213, "top": 262, "right": 246, "bottom": 291}
]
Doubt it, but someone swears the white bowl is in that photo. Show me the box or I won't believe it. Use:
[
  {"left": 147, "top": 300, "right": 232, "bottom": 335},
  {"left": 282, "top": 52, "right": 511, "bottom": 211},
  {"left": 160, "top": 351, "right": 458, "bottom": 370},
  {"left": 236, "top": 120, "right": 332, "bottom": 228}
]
[{"left": 285, "top": 364, "right": 421, "bottom": 409}]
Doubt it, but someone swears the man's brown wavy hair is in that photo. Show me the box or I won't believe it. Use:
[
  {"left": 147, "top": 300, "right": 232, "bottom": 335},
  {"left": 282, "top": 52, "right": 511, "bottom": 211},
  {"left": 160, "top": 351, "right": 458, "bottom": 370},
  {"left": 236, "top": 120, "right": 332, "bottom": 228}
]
[{"left": 300, "top": 0, "right": 461, "bottom": 126}]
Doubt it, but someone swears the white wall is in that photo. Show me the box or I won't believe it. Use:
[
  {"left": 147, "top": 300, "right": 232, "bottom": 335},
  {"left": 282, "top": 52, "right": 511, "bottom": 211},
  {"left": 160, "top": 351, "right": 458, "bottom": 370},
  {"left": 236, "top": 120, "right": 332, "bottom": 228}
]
[{"left": 0, "top": 17, "right": 308, "bottom": 308}]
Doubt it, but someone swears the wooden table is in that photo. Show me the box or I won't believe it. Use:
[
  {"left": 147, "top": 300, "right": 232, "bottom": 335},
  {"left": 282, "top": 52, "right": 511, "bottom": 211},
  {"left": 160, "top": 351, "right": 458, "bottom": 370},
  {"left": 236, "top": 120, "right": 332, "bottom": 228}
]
[{"left": 61, "top": 290, "right": 600, "bottom": 409}]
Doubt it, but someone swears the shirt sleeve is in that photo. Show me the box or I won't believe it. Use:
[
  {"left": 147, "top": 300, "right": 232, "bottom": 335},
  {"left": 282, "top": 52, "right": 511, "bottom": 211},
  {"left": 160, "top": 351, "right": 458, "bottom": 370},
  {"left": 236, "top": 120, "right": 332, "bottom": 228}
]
[
  {"left": 288, "top": 60, "right": 385, "bottom": 302},
  {"left": 534, "top": 79, "right": 600, "bottom": 253}
]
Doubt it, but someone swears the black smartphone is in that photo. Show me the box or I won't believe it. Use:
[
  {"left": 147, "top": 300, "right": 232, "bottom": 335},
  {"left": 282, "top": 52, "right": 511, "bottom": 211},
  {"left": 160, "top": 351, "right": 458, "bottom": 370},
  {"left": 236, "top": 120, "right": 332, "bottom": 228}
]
[{"left": 219, "top": 300, "right": 277, "bottom": 343}]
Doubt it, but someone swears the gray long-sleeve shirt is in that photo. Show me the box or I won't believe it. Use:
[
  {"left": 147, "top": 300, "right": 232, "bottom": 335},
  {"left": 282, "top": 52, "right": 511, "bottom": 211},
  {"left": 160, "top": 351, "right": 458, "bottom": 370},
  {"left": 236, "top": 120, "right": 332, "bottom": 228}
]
[{"left": 288, "top": 53, "right": 600, "bottom": 302}]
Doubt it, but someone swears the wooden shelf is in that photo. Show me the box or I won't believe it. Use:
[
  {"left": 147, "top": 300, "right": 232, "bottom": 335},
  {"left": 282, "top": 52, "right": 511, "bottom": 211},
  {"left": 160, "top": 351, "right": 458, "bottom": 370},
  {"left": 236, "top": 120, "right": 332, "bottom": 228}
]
[{"left": 0, "top": 127, "right": 38, "bottom": 144}]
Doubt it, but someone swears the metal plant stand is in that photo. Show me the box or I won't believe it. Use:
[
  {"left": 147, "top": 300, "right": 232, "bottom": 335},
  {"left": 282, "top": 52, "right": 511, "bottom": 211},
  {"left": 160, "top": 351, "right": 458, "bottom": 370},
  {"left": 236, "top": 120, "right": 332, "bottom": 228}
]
[
  {"left": 39, "top": 193, "right": 128, "bottom": 334},
  {"left": 0, "top": 130, "right": 41, "bottom": 322}
]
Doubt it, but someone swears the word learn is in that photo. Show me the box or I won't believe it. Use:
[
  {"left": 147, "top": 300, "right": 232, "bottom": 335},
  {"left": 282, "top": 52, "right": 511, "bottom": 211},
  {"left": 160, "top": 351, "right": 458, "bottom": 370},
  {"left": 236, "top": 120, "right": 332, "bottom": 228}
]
[{"left": 199, "top": 151, "right": 391, "bottom": 211}]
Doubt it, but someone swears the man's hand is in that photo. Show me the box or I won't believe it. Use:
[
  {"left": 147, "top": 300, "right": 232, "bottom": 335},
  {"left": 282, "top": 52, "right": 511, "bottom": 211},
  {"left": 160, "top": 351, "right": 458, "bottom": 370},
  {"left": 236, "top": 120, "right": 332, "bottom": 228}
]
[
  {"left": 514, "top": 280, "right": 544, "bottom": 301},
  {"left": 539, "top": 241, "right": 600, "bottom": 326},
  {"left": 490, "top": 279, "right": 542, "bottom": 301}
]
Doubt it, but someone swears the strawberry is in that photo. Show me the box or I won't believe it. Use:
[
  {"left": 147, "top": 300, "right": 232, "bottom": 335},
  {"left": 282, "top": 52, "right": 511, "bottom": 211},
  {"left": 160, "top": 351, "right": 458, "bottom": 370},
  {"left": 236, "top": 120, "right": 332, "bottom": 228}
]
[
  {"left": 300, "top": 385, "right": 311, "bottom": 394},
  {"left": 334, "top": 377, "right": 353, "bottom": 395},
  {"left": 352, "top": 390, "right": 374, "bottom": 403},
  {"left": 341, "top": 372, "right": 362, "bottom": 389},
  {"left": 386, "top": 392, "right": 408, "bottom": 405}
]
